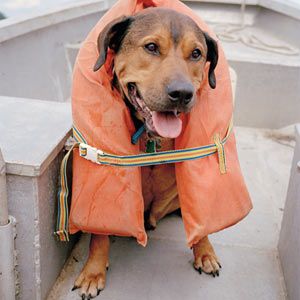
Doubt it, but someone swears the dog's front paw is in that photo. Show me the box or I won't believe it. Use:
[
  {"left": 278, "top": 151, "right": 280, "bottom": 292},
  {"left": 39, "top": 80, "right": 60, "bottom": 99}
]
[
  {"left": 72, "top": 234, "right": 109, "bottom": 299},
  {"left": 194, "top": 253, "right": 221, "bottom": 277},
  {"left": 193, "top": 236, "right": 221, "bottom": 277},
  {"left": 72, "top": 262, "right": 106, "bottom": 299}
]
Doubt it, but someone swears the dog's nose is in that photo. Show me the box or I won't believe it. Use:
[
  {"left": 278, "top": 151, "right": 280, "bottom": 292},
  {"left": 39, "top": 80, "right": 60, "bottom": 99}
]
[{"left": 167, "top": 81, "right": 194, "bottom": 105}]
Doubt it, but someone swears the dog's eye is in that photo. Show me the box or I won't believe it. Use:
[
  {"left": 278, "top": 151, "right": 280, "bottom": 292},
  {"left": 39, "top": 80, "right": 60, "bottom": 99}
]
[
  {"left": 144, "top": 43, "right": 159, "bottom": 55},
  {"left": 191, "top": 49, "right": 202, "bottom": 61}
]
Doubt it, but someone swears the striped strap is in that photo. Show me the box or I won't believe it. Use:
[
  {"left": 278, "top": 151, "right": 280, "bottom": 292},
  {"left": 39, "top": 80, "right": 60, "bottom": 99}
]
[
  {"left": 80, "top": 141, "right": 218, "bottom": 167},
  {"left": 54, "top": 142, "right": 79, "bottom": 241},
  {"left": 213, "top": 133, "right": 227, "bottom": 174},
  {"left": 55, "top": 119, "right": 233, "bottom": 241},
  {"left": 77, "top": 119, "right": 233, "bottom": 167}
]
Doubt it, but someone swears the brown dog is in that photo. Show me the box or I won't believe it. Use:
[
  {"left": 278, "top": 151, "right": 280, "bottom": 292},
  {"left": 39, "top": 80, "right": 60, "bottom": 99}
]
[{"left": 73, "top": 8, "right": 220, "bottom": 298}]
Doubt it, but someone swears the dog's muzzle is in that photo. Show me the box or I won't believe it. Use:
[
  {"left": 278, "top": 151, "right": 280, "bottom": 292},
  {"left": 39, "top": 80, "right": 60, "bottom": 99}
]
[{"left": 127, "top": 83, "right": 185, "bottom": 139}]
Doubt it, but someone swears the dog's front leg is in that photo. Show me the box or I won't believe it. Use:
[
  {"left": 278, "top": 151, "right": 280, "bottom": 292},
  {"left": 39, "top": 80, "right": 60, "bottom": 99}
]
[
  {"left": 193, "top": 236, "right": 221, "bottom": 277},
  {"left": 73, "top": 234, "right": 109, "bottom": 298}
]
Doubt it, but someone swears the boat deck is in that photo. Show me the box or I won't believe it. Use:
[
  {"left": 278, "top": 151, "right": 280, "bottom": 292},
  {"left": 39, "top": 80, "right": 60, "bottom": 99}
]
[{"left": 48, "top": 126, "right": 294, "bottom": 300}]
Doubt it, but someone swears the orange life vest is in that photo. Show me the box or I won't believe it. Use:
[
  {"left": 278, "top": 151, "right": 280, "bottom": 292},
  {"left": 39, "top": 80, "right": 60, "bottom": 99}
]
[{"left": 68, "top": 0, "right": 252, "bottom": 247}]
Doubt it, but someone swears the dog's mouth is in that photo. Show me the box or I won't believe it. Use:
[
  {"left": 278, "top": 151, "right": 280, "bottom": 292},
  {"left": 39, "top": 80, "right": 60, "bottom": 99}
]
[{"left": 127, "top": 83, "right": 182, "bottom": 138}]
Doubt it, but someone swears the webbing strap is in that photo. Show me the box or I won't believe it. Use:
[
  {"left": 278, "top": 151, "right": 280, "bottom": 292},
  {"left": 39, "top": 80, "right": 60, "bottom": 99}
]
[
  {"left": 54, "top": 142, "right": 79, "bottom": 241},
  {"left": 77, "top": 119, "right": 233, "bottom": 167},
  {"left": 213, "top": 133, "right": 227, "bottom": 174},
  {"left": 55, "top": 119, "right": 233, "bottom": 241}
]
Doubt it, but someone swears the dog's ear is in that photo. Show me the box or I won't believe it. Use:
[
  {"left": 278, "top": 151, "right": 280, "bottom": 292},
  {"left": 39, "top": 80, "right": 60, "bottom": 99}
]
[
  {"left": 204, "top": 32, "right": 218, "bottom": 89},
  {"left": 93, "top": 16, "right": 134, "bottom": 72}
]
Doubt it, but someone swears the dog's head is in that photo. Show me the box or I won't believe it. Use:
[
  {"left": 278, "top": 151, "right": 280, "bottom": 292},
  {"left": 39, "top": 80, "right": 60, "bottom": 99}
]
[{"left": 94, "top": 8, "right": 218, "bottom": 138}]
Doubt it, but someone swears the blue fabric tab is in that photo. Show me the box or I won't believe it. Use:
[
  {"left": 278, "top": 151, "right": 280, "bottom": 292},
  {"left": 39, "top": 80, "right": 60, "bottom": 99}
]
[{"left": 131, "top": 125, "right": 146, "bottom": 145}]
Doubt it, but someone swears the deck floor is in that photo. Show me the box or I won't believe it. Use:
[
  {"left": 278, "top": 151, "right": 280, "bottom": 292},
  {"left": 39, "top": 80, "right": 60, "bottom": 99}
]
[{"left": 48, "top": 126, "right": 294, "bottom": 300}]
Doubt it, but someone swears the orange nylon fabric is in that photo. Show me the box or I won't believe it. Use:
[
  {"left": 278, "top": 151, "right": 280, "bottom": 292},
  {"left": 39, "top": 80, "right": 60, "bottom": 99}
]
[{"left": 69, "top": 0, "right": 252, "bottom": 247}]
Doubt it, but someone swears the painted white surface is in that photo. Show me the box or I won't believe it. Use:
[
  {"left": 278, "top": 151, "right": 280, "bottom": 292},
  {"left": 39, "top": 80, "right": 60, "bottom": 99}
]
[
  {"left": 1, "top": 0, "right": 300, "bottom": 44},
  {"left": 0, "top": 0, "right": 79, "bottom": 18},
  {"left": 0, "top": 96, "right": 76, "bottom": 299},
  {"left": 190, "top": 0, "right": 300, "bottom": 20},
  {"left": 260, "top": 0, "right": 300, "bottom": 21},
  {"left": 278, "top": 125, "right": 300, "bottom": 300},
  {"left": 0, "top": 218, "right": 15, "bottom": 300},
  {"left": 0, "top": 96, "right": 72, "bottom": 176},
  {"left": 0, "top": 0, "right": 116, "bottom": 43}
]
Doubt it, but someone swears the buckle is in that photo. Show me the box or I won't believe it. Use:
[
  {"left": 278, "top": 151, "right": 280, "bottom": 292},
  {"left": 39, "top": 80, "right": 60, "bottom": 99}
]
[{"left": 79, "top": 143, "right": 103, "bottom": 164}]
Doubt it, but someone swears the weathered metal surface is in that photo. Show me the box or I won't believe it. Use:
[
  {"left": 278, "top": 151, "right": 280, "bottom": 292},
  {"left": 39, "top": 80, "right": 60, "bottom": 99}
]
[
  {"left": 0, "top": 97, "right": 74, "bottom": 299},
  {"left": 278, "top": 124, "right": 300, "bottom": 300}
]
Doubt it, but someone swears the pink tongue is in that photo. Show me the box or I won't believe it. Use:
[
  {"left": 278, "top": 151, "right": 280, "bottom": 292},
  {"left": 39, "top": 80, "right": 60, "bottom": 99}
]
[{"left": 152, "top": 111, "right": 182, "bottom": 138}]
